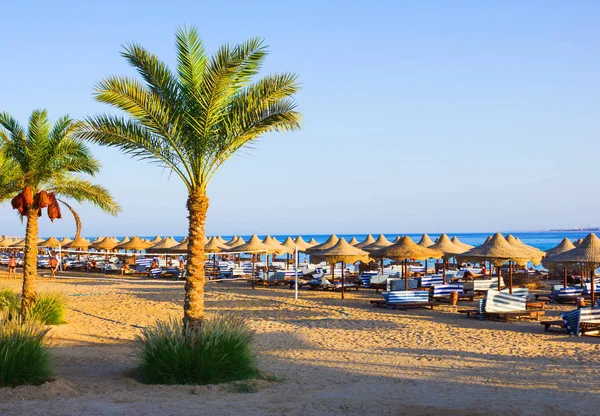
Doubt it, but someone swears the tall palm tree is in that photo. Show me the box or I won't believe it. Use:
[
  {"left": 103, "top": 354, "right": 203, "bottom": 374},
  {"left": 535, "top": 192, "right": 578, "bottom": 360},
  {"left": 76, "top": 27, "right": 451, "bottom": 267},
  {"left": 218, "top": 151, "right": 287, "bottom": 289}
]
[
  {"left": 0, "top": 110, "right": 120, "bottom": 312},
  {"left": 76, "top": 26, "right": 300, "bottom": 327}
]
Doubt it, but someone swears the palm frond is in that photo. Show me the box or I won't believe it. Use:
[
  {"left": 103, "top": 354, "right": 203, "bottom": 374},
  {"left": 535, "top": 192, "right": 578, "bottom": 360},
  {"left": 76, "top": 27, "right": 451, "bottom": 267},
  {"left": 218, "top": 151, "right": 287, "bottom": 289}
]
[{"left": 50, "top": 176, "right": 120, "bottom": 216}]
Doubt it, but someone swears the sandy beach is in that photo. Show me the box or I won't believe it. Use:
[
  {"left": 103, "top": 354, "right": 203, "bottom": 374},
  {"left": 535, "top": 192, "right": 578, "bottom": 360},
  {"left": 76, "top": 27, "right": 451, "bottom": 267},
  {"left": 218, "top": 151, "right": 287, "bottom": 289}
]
[{"left": 0, "top": 274, "right": 597, "bottom": 416}]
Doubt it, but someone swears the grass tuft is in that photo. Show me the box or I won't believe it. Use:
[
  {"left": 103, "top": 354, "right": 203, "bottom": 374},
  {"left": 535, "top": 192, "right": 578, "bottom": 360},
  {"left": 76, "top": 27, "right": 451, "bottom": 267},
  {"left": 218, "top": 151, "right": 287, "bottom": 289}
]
[
  {"left": 0, "top": 290, "right": 66, "bottom": 325},
  {"left": 136, "top": 315, "right": 258, "bottom": 385},
  {"left": 0, "top": 318, "right": 53, "bottom": 386}
]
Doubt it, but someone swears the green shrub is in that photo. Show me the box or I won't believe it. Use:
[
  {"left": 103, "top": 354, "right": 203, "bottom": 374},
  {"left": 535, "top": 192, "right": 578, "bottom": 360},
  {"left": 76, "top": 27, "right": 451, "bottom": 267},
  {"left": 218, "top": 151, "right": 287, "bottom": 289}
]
[
  {"left": 0, "top": 291, "right": 66, "bottom": 325},
  {"left": 0, "top": 318, "right": 53, "bottom": 386},
  {"left": 28, "top": 294, "right": 67, "bottom": 325},
  {"left": 136, "top": 315, "right": 258, "bottom": 385}
]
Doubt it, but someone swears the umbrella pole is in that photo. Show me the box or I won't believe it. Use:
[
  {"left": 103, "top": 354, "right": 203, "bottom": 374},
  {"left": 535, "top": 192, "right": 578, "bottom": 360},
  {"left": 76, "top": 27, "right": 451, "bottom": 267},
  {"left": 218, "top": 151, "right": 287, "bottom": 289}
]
[
  {"left": 341, "top": 261, "right": 345, "bottom": 300},
  {"left": 287, "top": 253, "right": 290, "bottom": 270},
  {"left": 424, "top": 258, "right": 428, "bottom": 275},
  {"left": 581, "top": 263, "right": 584, "bottom": 288},
  {"left": 509, "top": 261, "right": 513, "bottom": 294},
  {"left": 497, "top": 265, "right": 502, "bottom": 290},
  {"left": 404, "top": 259, "right": 408, "bottom": 291},
  {"left": 213, "top": 254, "right": 216, "bottom": 280},
  {"left": 564, "top": 265, "right": 568, "bottom": 288},
  {"left": 380, "top": 259, "right": 384, "bottom": 275},
  {"left": 443, "top": 258, "right": 447, "bottom": 284},
  {"left": 590, "top": 268, "right": 595, "bottom": 308},
  {"left": 251, "top": 254, "right": 255, "bottom": 289}
]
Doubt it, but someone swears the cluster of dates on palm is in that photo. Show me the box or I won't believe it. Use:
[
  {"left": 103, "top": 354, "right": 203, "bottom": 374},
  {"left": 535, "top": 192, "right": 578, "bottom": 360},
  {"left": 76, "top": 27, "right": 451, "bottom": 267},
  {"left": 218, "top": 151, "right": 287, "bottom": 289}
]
[{"left": 10, "top": 186, "right": 62, "bottom": 221}]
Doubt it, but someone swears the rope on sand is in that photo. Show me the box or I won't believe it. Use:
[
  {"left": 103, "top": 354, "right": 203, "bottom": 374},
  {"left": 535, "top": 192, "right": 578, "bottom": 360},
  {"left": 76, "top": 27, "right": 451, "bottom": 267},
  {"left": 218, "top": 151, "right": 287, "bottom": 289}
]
[{"left": 67, "top": 307, "right": 145, "bottom": 329}]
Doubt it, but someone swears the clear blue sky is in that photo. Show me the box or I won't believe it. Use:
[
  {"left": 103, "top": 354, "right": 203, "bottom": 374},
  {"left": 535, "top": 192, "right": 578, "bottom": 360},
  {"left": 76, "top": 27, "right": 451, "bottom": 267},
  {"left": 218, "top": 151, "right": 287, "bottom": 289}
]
[{"left": 1, "top": 0, "right": 599, "bottom": 237}]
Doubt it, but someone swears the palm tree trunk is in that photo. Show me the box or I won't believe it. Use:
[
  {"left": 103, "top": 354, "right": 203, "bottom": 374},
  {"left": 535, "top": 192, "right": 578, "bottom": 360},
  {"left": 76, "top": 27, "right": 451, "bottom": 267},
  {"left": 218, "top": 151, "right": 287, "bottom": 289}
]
[
  {"left": 21, "top": 210, "right": 40, "bottom": 314},
  {"left": 183, "top": 188, "right": 209, "bottom": 330}
]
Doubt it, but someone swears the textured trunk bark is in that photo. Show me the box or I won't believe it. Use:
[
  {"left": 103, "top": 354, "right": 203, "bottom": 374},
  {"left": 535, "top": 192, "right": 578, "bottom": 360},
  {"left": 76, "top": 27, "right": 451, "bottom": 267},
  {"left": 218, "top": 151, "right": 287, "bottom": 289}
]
[
  {"left": 21, "top": 210, "right": 40, "bottom": 314},
  {"left": 183, "top": 189, "right": 209, "bottom": 330}
]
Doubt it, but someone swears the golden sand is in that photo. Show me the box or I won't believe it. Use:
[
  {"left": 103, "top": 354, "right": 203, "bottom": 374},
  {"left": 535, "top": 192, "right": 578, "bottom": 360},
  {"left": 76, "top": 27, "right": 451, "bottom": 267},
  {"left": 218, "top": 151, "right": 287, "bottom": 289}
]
[{"left": 0, "top": 275, "right": 598, "bottom": 415}]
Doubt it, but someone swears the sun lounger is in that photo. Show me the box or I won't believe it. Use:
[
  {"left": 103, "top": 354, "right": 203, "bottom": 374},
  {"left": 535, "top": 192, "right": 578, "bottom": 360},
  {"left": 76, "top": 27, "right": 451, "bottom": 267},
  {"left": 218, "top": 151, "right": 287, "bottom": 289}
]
[
  {"left": 149, "top": 267, "right": 163, "bottom": 278},
  {"left": 164, "top": 267, "right": 185, "bottom": 279},
  {"left": 500, "top": 287, "right": 529, "bottom": 298},
  {"left": 561, "top": 307, "right": 600, "bottom": 336},
  {"left": 430, "top": 284, "right": 474, "bottom": 302},
  {"left": 370, "top": 291, "right": 434, "bottom": 310},
  {"left": 359, "top": 271, "right": 379, "bottom": 287},
  {"left": 458, "top": 289, "right": 544, "bottom": 321},
  {"left": 552, "top": 287, "right": 585, "bottom": 303},
  {"left": 421, "top": 275, "right": 444, "bottom": 288},
  {"left": 387, "top": 278, "right": 420, "bottom": 291}
]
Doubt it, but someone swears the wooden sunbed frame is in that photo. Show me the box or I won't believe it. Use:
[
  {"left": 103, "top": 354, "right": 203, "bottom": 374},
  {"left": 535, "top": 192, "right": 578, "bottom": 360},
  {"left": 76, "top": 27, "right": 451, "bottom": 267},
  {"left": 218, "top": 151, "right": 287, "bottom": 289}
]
[
  {"left": 370, "top": 299, "right": 435, "bottom": 310},
  {"left": 458, "top": 308, "right": 545, "bottom": 321}
]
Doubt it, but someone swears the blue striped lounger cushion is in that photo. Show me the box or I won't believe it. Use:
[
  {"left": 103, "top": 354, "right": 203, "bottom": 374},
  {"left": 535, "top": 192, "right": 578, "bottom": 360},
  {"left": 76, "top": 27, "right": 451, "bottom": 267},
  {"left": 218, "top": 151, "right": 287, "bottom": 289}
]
[
  {"left": 431, "top": 284, "right": 464, "bottom": 298},
  {"left": 484, "top": 289, "right": 527, "bottom": 313}
]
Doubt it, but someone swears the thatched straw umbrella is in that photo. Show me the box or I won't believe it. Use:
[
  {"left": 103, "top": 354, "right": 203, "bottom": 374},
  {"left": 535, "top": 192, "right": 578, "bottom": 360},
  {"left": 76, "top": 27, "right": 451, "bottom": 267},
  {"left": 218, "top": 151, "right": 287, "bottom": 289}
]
[
  {"left": 545, "top": 233, "right": 600, "bottom": 306},
  {"left": 39, "top": 237, "right": 61, "bottom": 249},
  {"left": 348, "top": 237, "right": 360, "bottom": 246},
  {"left": 149, "top": 235, "right": 162, "bottom": 244},
  {"left": 417, "top": 234, "right": 434, "bottom": 247},
  {"left": 224, "top": 235, "right": 238, "bottom": 247},
  {"left": 363, "top": 234, "right": 392, "bottom": 277},
  {"left": 293, "top": 236, "right": 312, "bottom": 252},
  {"left": 451, "top": 236, "right": 474, "bottom": 250},
  {"left": 0, "top": 236, "right": 15, "bottom": 249},
  {"left": 233, "top": 235, "right": 274, "bottom": 287},
  {"left": 505, "top": 235, "right": 545, "bottom": 265},
  {"left": 119, "top": 236, "right": 131, "bottom": 244},
  {"left": 429, "top": 234, "right": 468, "bottom": 283},
  {"left": 147, "top": 237, "right": 179, "bottom": 252},
  {"left": 10, "top": 239, "right": 27, "bottom": 249},
  {"left": 574, "top": 238, "right": 584, "bottom": 246},
  {"left": 263, "top": 235, "right": 292, "bottom": 273},
  {"left": 306, "top": 234, "right": 339, "bottom": 255},
  {"left": 281, "top": 237, "right": 301, "bottom": 269},
  {"left": 115, "top": 236, "right": 152, "bottom": 262},
  {"left": 457, "top": 233, "right": 532, "bottom": 293},
  {"left": 64, "top": 237, "right": 92, "bottom": 261},
  {"left": 204, "top": 237, "right": 228, "bottom": 279},
  {"left": 355, "top": 234, "right": 375, "bottom": 249},
  {"left": 307, "top": 238, "right": 319, "bottom": 247},
  {"left": 60, "top": 237, "right": 73, "bottom": 246},
  {"left": 91, "top": 236, "right": 105, "bottom": 244},
  {"left": 168, "top": 239, "right": 189, "bottom": 254},
  {"left": 371, "top": 236, "right": 443, "bottom": 291},
  {"left": 542, "top": 238, "right": 576, "bottom": 287},
  {"left": 311, "top": 238, "right": 370, "bottom": 299}
]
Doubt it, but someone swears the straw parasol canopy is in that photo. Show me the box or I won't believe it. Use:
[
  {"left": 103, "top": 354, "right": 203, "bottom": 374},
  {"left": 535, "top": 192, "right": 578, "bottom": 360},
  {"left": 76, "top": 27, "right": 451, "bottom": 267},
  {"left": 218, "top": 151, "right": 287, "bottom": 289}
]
[
  {"left": 64, "top": 237, "right": 92, "bottom": 250},
  {"left": 293, "top": 236, "right": 312, "bottom": 252},
  {"left": 119, "top": 236, "right": 130, "bottom": 244},
  {"left": 263, "top": 235, "right": 291, "bottom": 255},
  {"left": 542, "top": 238, "right": 575, "bottom": 263},
  {"left": 363, "top": 234, "right": 392, "bottom": 252},
  {"left": 372, "top": 236, "right": 443, "bottom": 291},
  {"left": 225, "top": 236, "right": 245, "bottom": 251},
  {"left": 0, "top": 237, "right": 17, "bottom": 248},
  {"left": 307, "top": 238, "right": 319, "bottom": 247},
  {"left": 91, "top": 237, "right": 119, "bottom": 251},
  {"left": 547, "top": 233, "right": 600, "bottom": 265},
  {"left": 168, "top": 239, "right": 188, "bottom": 254},
  {"left": 115, "top": 236, "right": 152, "bottom": 251},
  {"left": 149, "top": 235, "right": 162, "bottom": 244},
  {"left": 281, "top": 237, "right": 299, "bottom": 253},
  {"left": 573, "top": 238, "right": 584, "bottom": 246},
  {"left": 234, "top": 235, "right": 271, "bottom": 253},
  {"left": 10, "top": 239, "right": 26, "bottom": 249},
  {"left": 417, "top": 234, "right": 434, "bottom": 247},
  {"left": 457, "top": 233, "right": 530, "bottom": 266},
  {"left": 60, "top": 237, "right": 73, "bottom": 245},
  {"left": 451, "top": 236, "right": 474, "bottom": 250},
  {"left": 355, "top": 234, "right": 376, "bottom": 249},
  {"left": 224, "top": 235, "right": 238, "bottom": 247},
  {"left": 216, "top": 235, "right": 227, "bottom": 245},
  {"left": 429, "top": 233, "right": 468, "bottom": 257},
  {"left": 205, "top": 237, "right": 228, "bottom": 253},
  {"left": 39, "top": 237, "right": 61, "bottom": 248},
  {"left": 146, "top": 237, "right": 179, "bottom": 253},
  {"left": 91, "top": 236, "right": 105, "bottom": 244},
  {"left": 306, "top": 234, "right": 339, "bottom": 255},
  {"left": 310, "top": 237, "right": 370, "bottom": 265},
  {"left": 505, "top": 235, "right": 545, "bottom": 265},
  {"left": 347, "top": 237, "right": 360, "bottom": 246},
  {"left": 371, "top": 236, "right": 443, "bottom": 261}
]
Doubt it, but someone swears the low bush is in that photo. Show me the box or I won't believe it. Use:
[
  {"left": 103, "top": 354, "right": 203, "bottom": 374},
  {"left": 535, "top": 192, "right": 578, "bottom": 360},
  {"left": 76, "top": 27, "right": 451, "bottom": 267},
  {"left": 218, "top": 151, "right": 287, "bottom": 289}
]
[
  {"left": 0, "top": 291, "right": 66, "bottom": 325},
  {"left": 0, "top": 318, "right": 53, "bottom": 387},
  {"left": 136, "top": 315, "right": 258, "bottom": 385}
]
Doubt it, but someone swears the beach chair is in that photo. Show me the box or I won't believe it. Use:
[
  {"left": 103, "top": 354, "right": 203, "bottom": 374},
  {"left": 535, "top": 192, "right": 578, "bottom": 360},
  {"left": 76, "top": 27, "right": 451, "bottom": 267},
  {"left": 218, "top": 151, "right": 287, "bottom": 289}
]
[
  {"left": 370, "top": 290, "right": 434, "bottom": 310},
  {"left": 459, "top": 289, "right": 544, "bottom": 321},
  {"left": 387, "top": 278, "right": 420, "bottom": 291},
  {"left": 149, "top": 267, "right": 163, "bottom": 278},
  {"left": 466, "top": 278, "right": 505, "bottom": 294},
  {"left": 164, "top": 267, "right": 185, "bottom": 279},
  {"left": 552, "top": 287, "right": 585, "bottom": 303},
  {"left": 420, "top": 274, "right": 444, "bottom": 288},
  {"left": 430, "top": 283, "right": 474, "bottom": 302},
  {"left": 561, "top": 307, "right": 600, "bottom": 336},
  {"left": 359, "top": 271, "right": 379, "bottom": 287}
]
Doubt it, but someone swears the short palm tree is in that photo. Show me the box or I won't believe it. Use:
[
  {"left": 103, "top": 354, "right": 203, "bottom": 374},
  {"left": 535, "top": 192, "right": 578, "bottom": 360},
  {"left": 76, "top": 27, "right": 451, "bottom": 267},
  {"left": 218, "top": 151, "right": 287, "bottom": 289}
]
[
  {"left": 0, "top": 110, "right": 120, "bottom": 312},
  {"left": 76, "top": 26, "right": 300, "bottom": 327}
]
